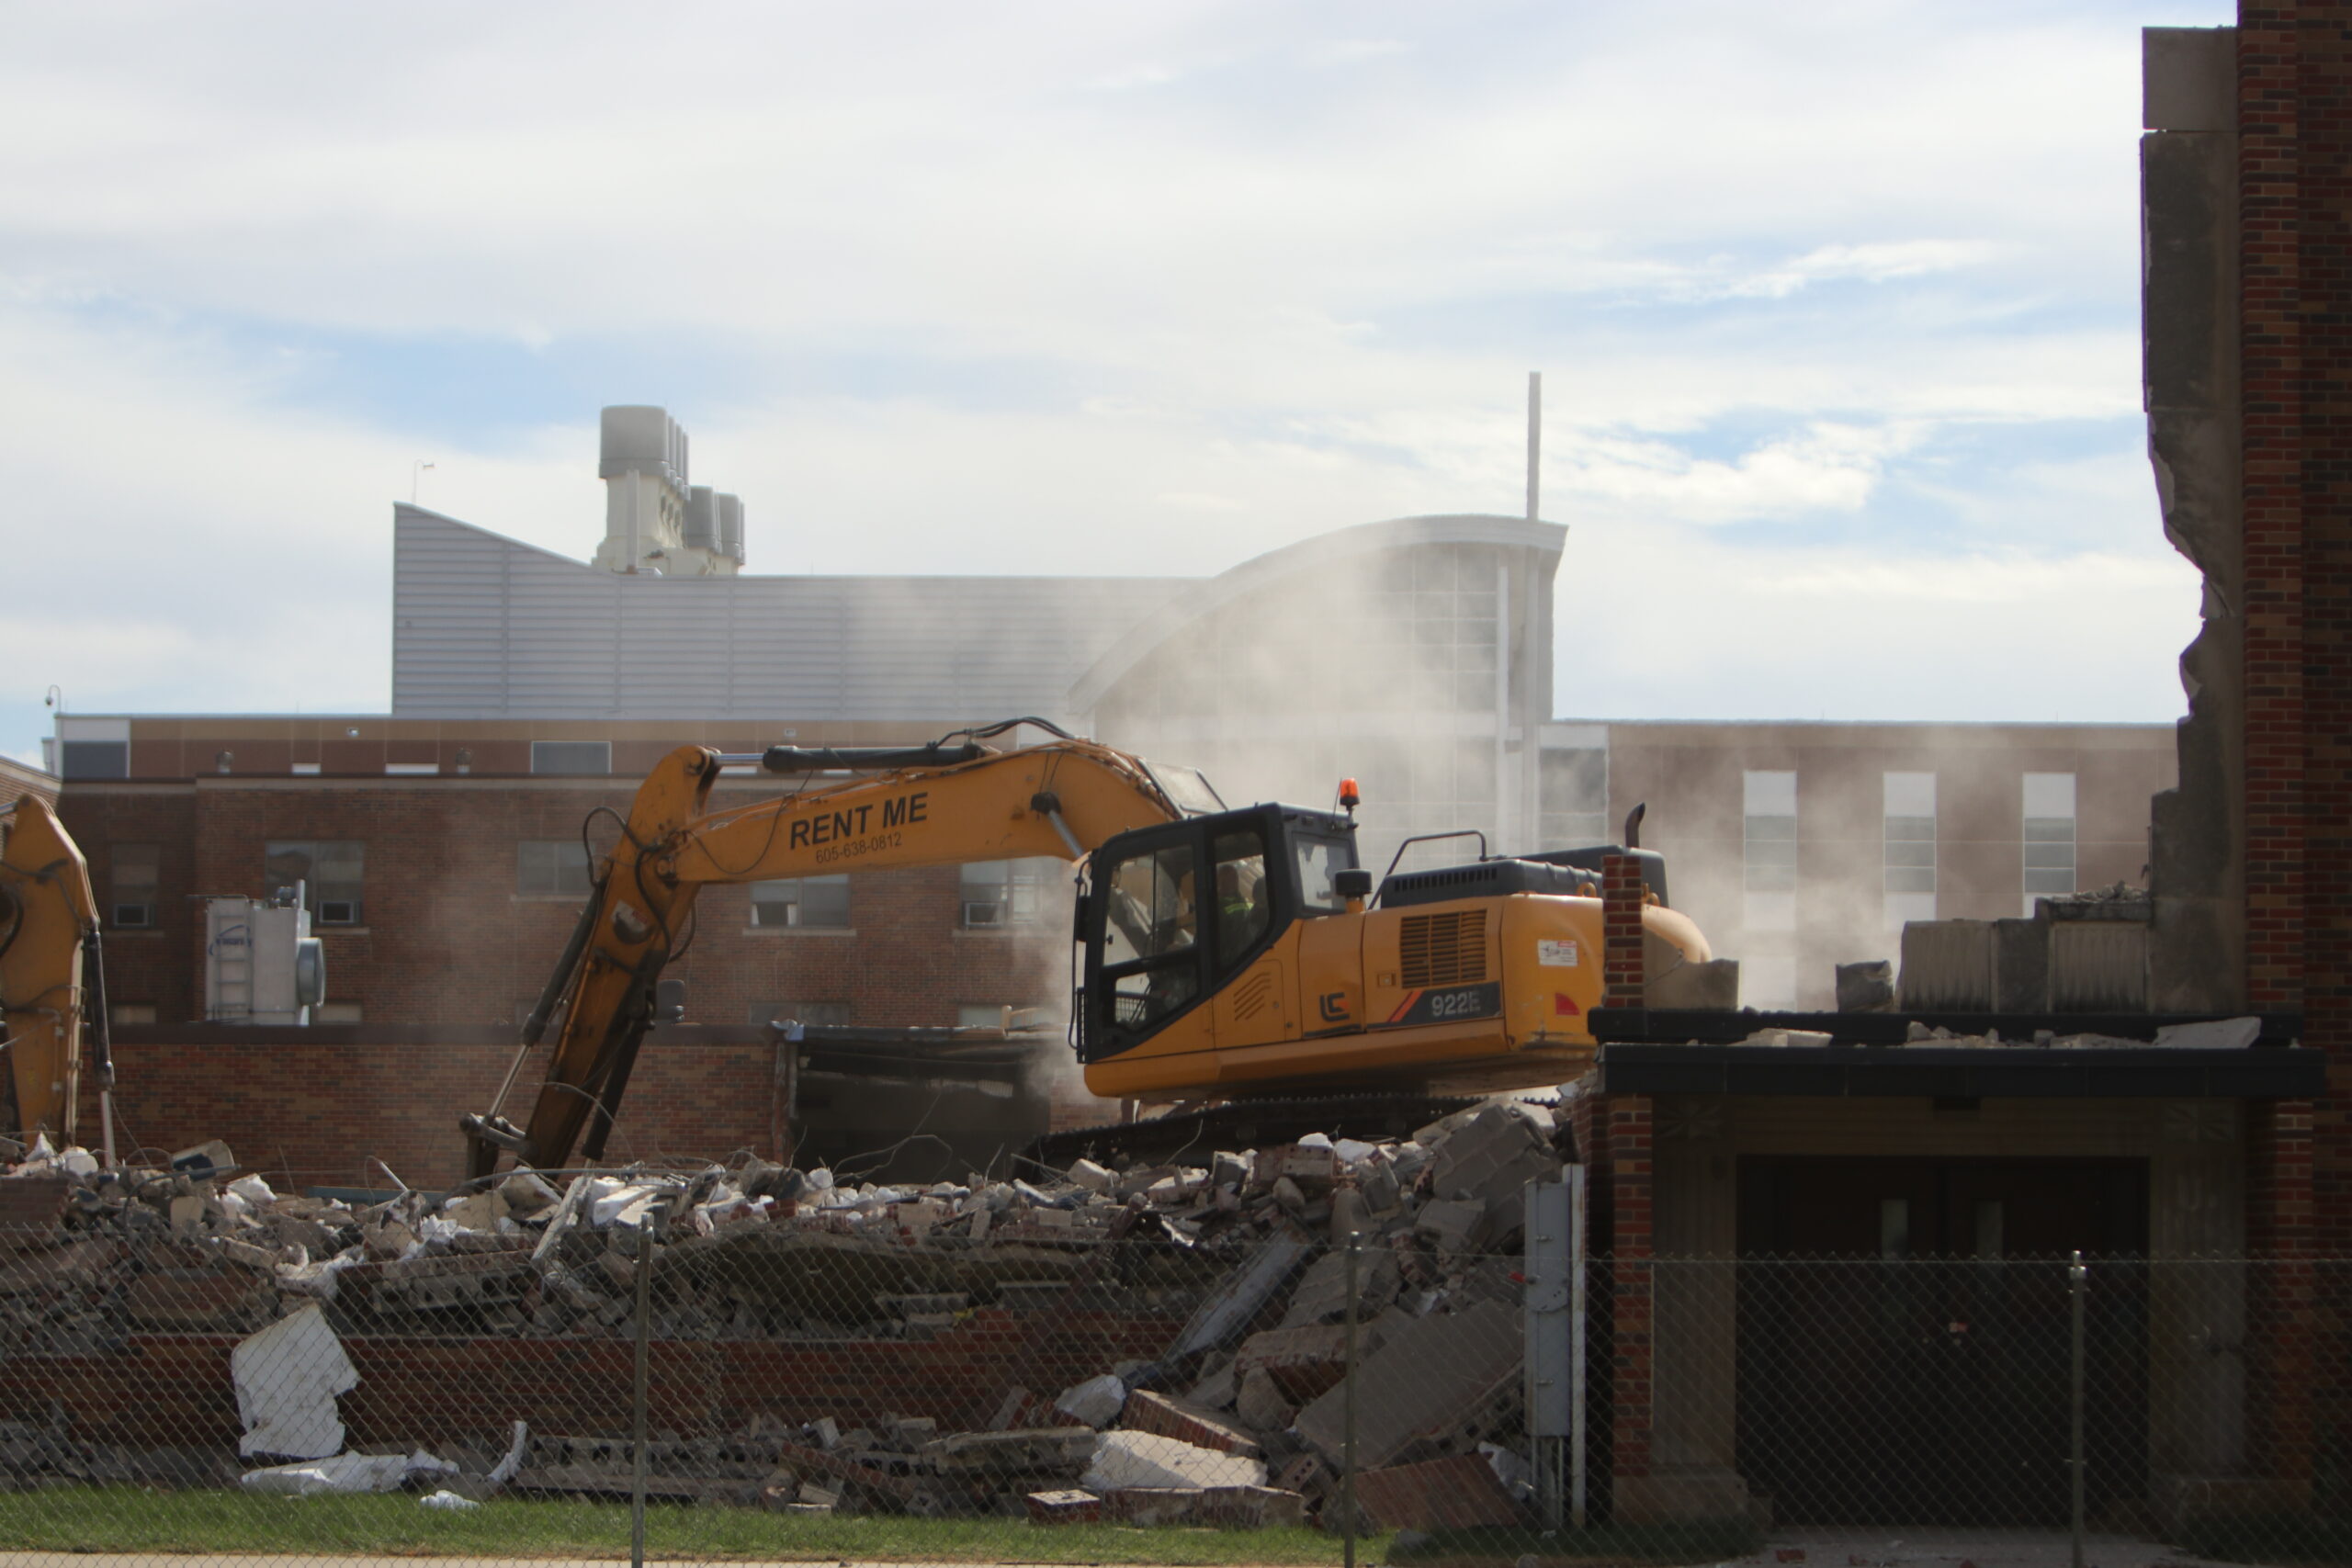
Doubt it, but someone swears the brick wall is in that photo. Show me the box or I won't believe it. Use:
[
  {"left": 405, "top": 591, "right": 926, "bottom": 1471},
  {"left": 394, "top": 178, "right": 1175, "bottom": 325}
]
[
  {"left": 2231, "top": 1, "right": 2352, "bottom": 1486},
  {"left": 2238, "top": 7, "right": 2305, "bottom": 1020},
  {"left": 99, "top": 1032, "right": 1057, "bottom": 1191},
  {"left": 1607, "top": 1093, "right": 1653, "bottom": 1502},
  {"left": 0, "top": 1308, "right": 1182, "bottom": 1452},
  {"left": 61, "top": 780, "right": 1061, "bottom": 1034}
]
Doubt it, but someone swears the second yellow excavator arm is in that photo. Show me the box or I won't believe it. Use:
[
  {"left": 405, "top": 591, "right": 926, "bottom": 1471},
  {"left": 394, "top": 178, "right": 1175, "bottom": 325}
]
[
  {"left": 464, "top": 729, "right": 1192, "bottom": 1176},
  {"left": 0, "top": 795, "right": 110, "bottom": 1148}
]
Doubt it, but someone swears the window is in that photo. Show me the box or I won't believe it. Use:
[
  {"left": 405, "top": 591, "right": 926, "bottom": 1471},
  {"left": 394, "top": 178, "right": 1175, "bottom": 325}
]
[
  {"left": 109, "top": 1003, "right": 157, "bottom": 1026},
  {"left": 751, "top": 874, "right": 850, "bottom": 929},
  {"left": 960, "top": 858, "right": 1059, "bottom": 928},
  {"left": 1098, "top": 840, "right": 1200, "bottom": 1032},
  {"left": 2022, "top": 772, "right": 2077, "bottom": 915},
  {"left": 263, "top": 841, "right": 365, "bottom": 925},
  {"left": 531, "top": 740, "right": 612, "bottom": 776},
  {"left": 111, "top": 843, "right": 160, "bottom": 929},
  {"left": 290, "top": 762, "right": 322, "bottom": 775},
  {"left": 1742, "top": 771, "right": 1798, "bottom": 931},
  {"left": 1212, "top": 828, "right": 1272, "bottom": 976},
  {"left": 61, "top": 741, "right": 128, "bottom": 780},
  {"left": 517, "top": 840, "right": 594, "bottom": 898},
  {"left": 749, "top": 1001, "right": 850, "bottom": 1028},
  {"left": 1883, "top": 773, "right": 1937, "bottom": 930},
  {"left": 313, "top": 1002, "right": 363, "bottom": 1024},
  {"left": 1294, "top": 836, "right": 1351, "bottom": 914},
  {"left": 385, "top": 762, "right": 439, "bottom": 776},
  {"left": 958, "top": 1005, "right": 1012, "bottom": 1030}
]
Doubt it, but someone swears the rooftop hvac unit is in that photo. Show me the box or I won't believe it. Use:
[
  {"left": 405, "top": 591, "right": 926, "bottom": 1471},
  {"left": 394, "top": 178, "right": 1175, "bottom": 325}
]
[
  {"left": 205, "top": 885, "right": 327, "bottom": 1025},
  {"left": 718, "top": 494, "right": 744, "bottom": 563},
  {"left": 683, "top": 485, "right": 721, "bottom": 551}
]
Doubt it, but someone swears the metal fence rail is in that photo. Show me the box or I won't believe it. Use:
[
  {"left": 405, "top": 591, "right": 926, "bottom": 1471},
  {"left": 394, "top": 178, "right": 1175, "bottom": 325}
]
[{"left": 0, "top": 1172, "right": 2348, "bottom": 1565}]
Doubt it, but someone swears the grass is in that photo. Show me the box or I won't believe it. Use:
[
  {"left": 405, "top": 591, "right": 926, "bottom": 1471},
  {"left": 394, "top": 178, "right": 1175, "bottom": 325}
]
[
  {"left": 0, "top": 1485, "right": 1375, "bottom": 1563},
  {"left": 1385, "top": 1520, "right": 1762, "bottom": 1566}
]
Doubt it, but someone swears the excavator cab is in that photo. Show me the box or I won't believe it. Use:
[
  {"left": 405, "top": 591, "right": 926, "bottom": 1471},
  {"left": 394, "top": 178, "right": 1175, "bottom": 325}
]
[{"left": 1077, "top": 804, "right": 1358, "bottom": 1064}]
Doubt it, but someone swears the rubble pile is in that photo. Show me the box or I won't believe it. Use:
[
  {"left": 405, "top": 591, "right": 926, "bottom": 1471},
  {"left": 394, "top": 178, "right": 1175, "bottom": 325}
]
[{"left": 0, "top": 1096, "right": 1568, "bottom": 1529}]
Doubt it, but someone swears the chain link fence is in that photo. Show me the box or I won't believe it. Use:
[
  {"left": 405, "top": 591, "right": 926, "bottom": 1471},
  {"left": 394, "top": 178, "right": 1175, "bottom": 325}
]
[{"left": 0, "top": 1159, "right": 2347, "bottom": 1564}]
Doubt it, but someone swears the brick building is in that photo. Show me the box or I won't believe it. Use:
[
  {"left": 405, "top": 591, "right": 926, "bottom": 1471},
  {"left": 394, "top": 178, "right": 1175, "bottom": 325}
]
[{"left": 1552, "top": 12, "right": 2352, "bottom": 1525}]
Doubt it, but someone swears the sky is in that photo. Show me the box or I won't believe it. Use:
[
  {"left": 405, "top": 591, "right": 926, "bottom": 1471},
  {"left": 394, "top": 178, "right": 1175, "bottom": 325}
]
[{"left": 0, "top": 0, "right": 2233, "bottom": 764}]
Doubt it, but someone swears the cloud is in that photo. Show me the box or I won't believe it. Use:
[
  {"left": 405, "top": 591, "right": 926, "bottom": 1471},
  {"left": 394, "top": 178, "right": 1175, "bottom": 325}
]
[{"left": 0, "top": 0, "right": 2231, "bottom": 763}]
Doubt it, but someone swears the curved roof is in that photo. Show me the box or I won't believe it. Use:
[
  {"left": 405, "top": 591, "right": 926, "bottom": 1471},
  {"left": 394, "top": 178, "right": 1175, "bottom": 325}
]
[{"left": 1068, "top": 513, "right": 1566, "bottom": 713}]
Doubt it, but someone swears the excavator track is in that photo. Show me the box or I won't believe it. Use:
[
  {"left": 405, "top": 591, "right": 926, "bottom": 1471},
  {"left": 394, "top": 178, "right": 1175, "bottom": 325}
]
[{"left": 1023, "top": 1089, "right": 1481, "bottom": 1171}]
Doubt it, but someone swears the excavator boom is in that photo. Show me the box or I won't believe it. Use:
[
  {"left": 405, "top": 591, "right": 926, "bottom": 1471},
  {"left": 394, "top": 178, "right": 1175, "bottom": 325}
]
[
  {"left": 464, "top": 729, "right": 1194, "bottom": 1177},
  {"left": 0, "top": 796, "right": 111, "bottom": 1147}
]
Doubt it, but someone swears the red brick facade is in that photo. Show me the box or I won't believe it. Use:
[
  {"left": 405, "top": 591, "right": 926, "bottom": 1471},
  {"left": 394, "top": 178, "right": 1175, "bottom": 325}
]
[
  {"left": 2231, "top": 3, "right": 2352, "bottom": 1490},
  {"left": 62, "top": 779, "right": 1057, "bottom": 1032}
]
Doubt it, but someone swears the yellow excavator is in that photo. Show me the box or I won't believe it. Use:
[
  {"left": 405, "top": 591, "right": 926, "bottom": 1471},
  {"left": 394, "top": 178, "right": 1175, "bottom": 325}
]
[
  {"left": 464, "top": 719, "right": 1710, "bottom": 1178},
  {"left": 0, "top": 795, "right": 115, "bottom": 1157}
]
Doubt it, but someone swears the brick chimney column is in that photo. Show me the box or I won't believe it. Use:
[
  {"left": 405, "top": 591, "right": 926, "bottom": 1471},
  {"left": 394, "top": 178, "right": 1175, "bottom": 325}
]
[{"left": 1602, "top": 852, "right": 1645, "bottom": 1010}]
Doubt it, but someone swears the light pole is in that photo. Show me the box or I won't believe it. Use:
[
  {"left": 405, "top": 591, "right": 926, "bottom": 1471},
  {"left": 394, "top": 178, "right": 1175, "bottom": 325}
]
[{"left": 411, "top": 461, "right": 436, "bottom": 505}]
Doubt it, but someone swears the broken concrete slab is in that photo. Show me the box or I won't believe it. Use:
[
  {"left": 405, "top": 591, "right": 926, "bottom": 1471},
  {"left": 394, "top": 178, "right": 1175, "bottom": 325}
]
[
  {"left": 1185, "top": 1354, "right": 1238, "bottom": 1412},
  {"left": 1413, "top": 1197, "right": 1490, "bottom": 1256},
  {"left": 1236, "top": 1323, "right": 1352, "bottom": 1402},
  {"left": 2154, "top": 1015, "right": 2261, "bottom": 1049},
  {"left": 1080, "top": 1430, "right": 1267, "bottom": 1493},
  {"left": 1120, "top": 1390, "right": 1261, "bottom": 1457},
  {"left": 1165, "top": 1232, "right": 1313, "bottom": 1359},
  {"left": 922, "top": 1428, "right": 1096, "bottom": 1473},
  {"left": 1429, "top": 1104, "right": 1556, "bottom": 1237},
  {"left": 1295, "top": 1297, "right": 1522, "bottom": 1470},
  {"left": 1055, "top": 1372, "right": 1126, "bottom": 1429},
  {"left": 1235, "top": 1368, "right": 1298, "bottom": 1435},
  {"left": 232, "top": 1303, "right": 358, "bottom": 1460},
  {"left": 1355, "top": 1450, "right": 1530, "bottom": 1529},
  {"left": 1277, "top": 1247, "right": 1397, "bottom": 1327}
]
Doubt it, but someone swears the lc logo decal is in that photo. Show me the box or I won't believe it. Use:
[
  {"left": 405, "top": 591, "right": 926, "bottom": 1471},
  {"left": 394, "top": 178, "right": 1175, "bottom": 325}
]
[{"left": 1318, "top": 992, "right": 1351, "bottom": 1022}]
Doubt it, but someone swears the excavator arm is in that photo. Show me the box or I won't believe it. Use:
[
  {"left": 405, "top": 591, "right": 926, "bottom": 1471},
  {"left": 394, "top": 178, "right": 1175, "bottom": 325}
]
[
  {"left": 0, "top": 795, "right": 111, "bottom": 1147},
  {"left": 463, "top": 730, "right": 1192, "bottom": 1177}
]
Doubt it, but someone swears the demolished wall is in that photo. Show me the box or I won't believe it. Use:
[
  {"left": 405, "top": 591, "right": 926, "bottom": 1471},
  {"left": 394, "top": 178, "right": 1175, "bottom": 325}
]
[{"left": 2142, "top": 25, "right": 2247, "bottom": 1014}]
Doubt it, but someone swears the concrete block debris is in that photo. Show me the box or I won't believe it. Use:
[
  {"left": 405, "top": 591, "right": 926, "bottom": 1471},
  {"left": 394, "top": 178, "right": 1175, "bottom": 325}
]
[
  {"left": 1119, "top": 1389, "right": 1262, "bottom": 1457},
  {"left": 0, "top": 1089, "right": 1566, "bottom": 1528},
  {"left": 1055, "top": 1372, "right": 1127, "bottom": 1428},
  {"left": 1081, "top": 1429, "right": 1267, "bottom": 1492}
]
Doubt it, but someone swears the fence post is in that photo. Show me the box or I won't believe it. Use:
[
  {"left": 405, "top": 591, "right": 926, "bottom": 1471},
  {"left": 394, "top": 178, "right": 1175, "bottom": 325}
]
[
  {"left": 1343, "top": 1229, "right": 1362, "bottom": 1568},
  {"left": 632, "top": 1208, "right": 661, "bottom": 1568},
  {"left": 2069, "top": 1249, "right": 2086, "bottom": 1568}
]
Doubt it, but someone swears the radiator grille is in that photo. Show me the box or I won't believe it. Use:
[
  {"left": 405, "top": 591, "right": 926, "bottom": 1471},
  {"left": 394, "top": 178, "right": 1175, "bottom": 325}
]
[
  {"left": 1399, "top": 910, "right": 1487, "bottom": 987},
  {"left": 1228, "top": 971, "right": 1276, "bottom": 1021}
]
